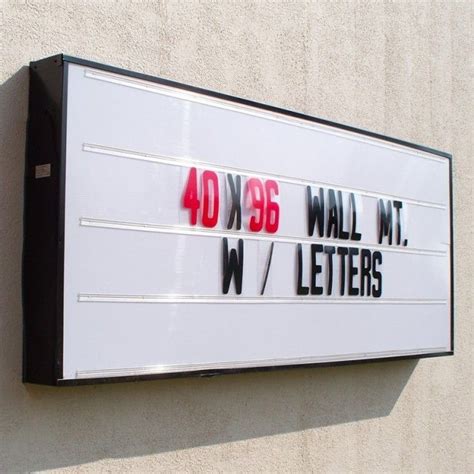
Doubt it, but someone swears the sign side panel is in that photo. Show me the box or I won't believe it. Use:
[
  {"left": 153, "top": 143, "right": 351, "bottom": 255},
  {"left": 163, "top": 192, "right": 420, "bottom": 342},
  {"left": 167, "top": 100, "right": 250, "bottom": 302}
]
[{"left": 23, "top": 57, "right": 64, "bottom": 385}]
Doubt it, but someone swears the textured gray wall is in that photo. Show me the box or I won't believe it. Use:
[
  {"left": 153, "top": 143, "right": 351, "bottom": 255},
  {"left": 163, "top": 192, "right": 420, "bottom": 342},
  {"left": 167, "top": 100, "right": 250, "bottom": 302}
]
[{"left": 0, "top": 1, "right": 472, "bottom": 471}]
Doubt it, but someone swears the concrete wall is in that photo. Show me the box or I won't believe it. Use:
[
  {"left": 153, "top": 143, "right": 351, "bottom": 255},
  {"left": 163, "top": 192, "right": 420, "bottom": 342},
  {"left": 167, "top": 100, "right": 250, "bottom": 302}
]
[{"left": 0, "top": 1, "right": 472, "bottom": 471}]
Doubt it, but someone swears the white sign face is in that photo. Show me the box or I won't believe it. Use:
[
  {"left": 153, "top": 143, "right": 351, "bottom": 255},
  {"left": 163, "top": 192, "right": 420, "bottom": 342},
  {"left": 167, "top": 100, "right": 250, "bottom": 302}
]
[{"left": 61, "top": 62, "right": 452, "bottom": 381}]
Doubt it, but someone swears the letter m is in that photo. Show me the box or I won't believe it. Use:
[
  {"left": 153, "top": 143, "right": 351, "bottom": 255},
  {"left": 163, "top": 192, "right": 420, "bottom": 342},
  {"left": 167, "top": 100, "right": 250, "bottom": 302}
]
[{"left": 378, "top": 199, "right": 393, "bottom": 245}]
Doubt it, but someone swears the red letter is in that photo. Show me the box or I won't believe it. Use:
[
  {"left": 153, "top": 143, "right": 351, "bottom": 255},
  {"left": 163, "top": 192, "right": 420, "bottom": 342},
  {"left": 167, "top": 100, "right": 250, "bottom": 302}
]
[
  {"left": 183, "top": 167, "right": 200, "bottom": 225},
  {"left": 265, "top": 180, "right": 279, "bottom": 233},
  {"left": 202, "top": 170, "right": 219, "bottom": 228},
  {"left": 246, "top": 178, "right": 265, "bottom": 232}
]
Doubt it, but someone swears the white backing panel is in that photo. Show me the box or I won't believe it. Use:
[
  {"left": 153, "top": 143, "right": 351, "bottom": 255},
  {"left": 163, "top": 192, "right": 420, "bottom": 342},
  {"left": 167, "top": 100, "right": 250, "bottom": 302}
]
[{"left": 62, "top": 63, "right": 452, "bottom": 380}]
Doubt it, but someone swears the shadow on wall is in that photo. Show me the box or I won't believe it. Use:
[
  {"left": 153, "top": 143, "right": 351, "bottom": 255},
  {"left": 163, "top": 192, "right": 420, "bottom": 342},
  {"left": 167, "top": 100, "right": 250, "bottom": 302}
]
[{"left": 0, "top": 68, "right": 417, "bottom": 472}]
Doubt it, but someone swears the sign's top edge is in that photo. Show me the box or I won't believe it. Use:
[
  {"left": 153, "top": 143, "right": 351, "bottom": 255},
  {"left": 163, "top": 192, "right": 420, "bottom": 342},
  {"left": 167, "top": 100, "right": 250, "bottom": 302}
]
[{"left": 30, "top": 53, "right": 452, "bottom": 161}]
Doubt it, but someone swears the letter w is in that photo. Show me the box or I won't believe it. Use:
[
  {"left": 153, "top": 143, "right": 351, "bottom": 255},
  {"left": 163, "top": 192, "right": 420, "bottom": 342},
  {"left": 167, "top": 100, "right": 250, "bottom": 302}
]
[
  {"left": 307, "top": 186, "right": 325, "bottom": 237},
  {"left": 222, "top": 238, "right": 244, "bottom": 294}
]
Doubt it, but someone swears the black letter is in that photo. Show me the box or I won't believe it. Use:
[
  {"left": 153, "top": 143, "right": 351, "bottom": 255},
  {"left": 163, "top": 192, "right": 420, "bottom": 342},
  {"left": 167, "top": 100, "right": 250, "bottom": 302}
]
[
  {"left": 348, "top": 247, "right": 359, "bottom": 296},
  {"left": 306, "top": 186, "right": 325, "bottom": 237},
  {"left": 338, "top": 191, "right": 350, "bottom": 240},
  {"left": 311, "top": 244, "right": 323, "bottom": 295},
  {"left": 393, "top": 200, "right": 403, "bottom": 245},
  {"left": 297, "top": 244, "right": 309, "bottom": 295},
  {"left": 222, "top": 238, "right": 244, "bottom": 294},
  {"left": 324, "top": 246, "right": 336, "bottom": 295},
  {"left": 350, "top": 193, "right": 362, "bottom": 241},
  {"left": 226, "top": 174, "right": 242, "bottom": 230},
  {"left": 337, "top": 247, "right": 348, "bottom": 296},
  {"left": 360, "top": 249, "right": 371, "bottom": 297},
  {"left": 372, "top": 251, "right": 383, "bottom": 298},
  {"left": 378, "top": 199, "right": 393, "bottom": 245},
  {"left": 327, "top": 189, "right": 338, "bottom": 239}
]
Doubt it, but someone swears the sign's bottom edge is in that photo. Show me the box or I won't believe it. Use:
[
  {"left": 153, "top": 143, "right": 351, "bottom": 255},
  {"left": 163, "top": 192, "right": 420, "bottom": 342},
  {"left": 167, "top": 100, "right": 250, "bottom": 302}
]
[{"left": 56, "top": 350, "right": 454, "bottom": 386}]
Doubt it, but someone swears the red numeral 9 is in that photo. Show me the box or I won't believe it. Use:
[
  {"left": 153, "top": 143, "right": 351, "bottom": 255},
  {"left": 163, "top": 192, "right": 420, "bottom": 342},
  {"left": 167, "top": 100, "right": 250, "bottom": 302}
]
[{"left": 246, "top": 178, "right": 265, "bottom": 232}]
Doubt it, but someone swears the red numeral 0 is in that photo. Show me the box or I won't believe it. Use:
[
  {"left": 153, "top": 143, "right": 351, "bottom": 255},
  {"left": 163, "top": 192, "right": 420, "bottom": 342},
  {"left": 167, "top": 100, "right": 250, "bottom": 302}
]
[{"left": 201, "top": 170, "right": 219, "bottom": 227}]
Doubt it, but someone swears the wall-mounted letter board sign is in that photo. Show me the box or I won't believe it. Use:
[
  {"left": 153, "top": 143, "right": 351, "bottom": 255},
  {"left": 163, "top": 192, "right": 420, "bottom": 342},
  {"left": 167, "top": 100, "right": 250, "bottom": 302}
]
[{"left": 23, "top": 54, "right": 453, "bottom": 386}]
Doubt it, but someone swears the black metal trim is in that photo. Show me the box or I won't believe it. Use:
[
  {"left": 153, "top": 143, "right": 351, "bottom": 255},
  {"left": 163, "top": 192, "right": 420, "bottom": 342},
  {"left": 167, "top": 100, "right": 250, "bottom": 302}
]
[
  {"left": 23, "top": 53, "right": 454, "bottom": 386},
  {"left": 57, "top": 351, "right": 454, "bottom": 387},
  {"left": 449, "top": 155, "right": 455, "bottom": 352},
  {"left": 23, "top": 55, "right": 65, "bottom": 385},
  {"left": 54, "top": 60, "right": 69, "bottom": 381}
]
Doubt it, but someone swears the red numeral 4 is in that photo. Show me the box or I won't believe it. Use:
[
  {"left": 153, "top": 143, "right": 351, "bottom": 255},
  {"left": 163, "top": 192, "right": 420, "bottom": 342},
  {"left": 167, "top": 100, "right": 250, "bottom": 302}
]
[{"left": 183, "top": 167, "right": 200, "bottom": 225}]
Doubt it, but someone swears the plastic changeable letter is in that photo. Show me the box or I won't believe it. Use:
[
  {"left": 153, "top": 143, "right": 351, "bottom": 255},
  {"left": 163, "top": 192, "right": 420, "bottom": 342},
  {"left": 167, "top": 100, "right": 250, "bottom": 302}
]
[
  {"left": 201, "top": 170, "right": 219, "bottom": 228},
  {"left": 183, "top": 167, "right": 200, "bottom": 225},
  {"left": 246, "top": 178, "right": 265, "bottom": 232},
  {"left": 264, "top": 180, "right": 280, "bottom": 233}
]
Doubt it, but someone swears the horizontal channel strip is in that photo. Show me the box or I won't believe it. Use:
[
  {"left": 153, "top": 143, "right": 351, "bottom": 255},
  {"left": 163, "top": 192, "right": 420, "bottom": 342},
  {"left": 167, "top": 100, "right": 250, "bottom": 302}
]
[
  {"left": 74, "top": 346, "right": 448, "bottom": 379},
  {"left": 84, "top": 68, "right": 447, "bottom": 165},
  {"left": 78, "top": 294, "right": 447, "bottom": 305},
  {"left": 80, "top": 217, "right": 448, "bottom": 257},
  {"left": 83, "top": 143, "right": 447, "bottom": 211}
]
